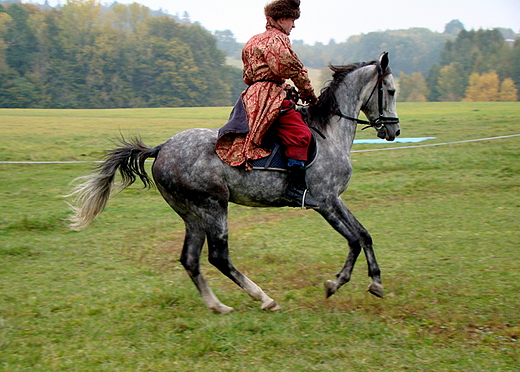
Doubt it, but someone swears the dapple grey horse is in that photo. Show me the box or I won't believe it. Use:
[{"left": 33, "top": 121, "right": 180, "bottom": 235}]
[{"left": 68, "top": 52, "right": 400, "bottom": 313}]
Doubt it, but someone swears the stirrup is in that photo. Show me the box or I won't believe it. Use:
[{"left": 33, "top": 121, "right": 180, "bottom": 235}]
[
  {"left": 301, "top": 189, "right": 308, "bottom": 209},
  {"left": 300, "top": 189, "right": 319, "bottom": 210}
]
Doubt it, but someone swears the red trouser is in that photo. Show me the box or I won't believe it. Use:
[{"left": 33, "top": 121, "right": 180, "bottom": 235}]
[{"left": 275, "top": 99, "right": 312, "bottom": 161}]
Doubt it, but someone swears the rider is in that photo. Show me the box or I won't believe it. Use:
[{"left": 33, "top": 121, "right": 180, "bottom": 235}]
[{"left": 215, "top": 0, "right": 319, "bottom": 209}]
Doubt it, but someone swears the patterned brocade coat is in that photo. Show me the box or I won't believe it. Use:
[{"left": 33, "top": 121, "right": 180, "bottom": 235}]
[{"left": 215, "top": 25, "right": 315, "bottom": 169}]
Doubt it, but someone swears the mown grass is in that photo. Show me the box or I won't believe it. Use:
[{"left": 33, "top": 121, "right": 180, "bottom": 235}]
[{"left": 0, "top": 103, "right": 519, "bottom": 371}]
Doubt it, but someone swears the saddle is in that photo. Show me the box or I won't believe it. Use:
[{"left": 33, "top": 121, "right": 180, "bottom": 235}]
[
  {"left": 217, "top": 97, "right": 318, "bottom": 171},
  {"left": 250, "top": 132, "right": 318, "bottom": 171}
]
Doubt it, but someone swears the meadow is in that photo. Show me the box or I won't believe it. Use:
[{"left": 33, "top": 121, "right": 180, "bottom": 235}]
[{"left": 0, "top": 102, "right": 519, "bottom": 371}]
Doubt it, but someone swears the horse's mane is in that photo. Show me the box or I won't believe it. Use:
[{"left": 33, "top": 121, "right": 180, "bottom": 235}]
[{"left": 300, "top": 60, "right": 378, "bottom": 130}]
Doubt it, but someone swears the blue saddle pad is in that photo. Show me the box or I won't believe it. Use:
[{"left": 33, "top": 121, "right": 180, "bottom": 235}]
[{"left": 250, "top": 143, "right": 289, "bottom": 171}]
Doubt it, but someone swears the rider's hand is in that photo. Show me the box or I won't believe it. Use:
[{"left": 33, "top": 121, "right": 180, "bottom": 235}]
[{"left": 302, "top": 93, "right": 318, "bottom": 106}]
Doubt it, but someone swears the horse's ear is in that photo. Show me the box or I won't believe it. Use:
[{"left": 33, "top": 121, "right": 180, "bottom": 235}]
[{"left": 379, "top": 52, "right": 389, "bottom": 73}]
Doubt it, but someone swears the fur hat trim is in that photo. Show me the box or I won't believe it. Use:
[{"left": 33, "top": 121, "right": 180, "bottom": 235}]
[{"left": 264, "top": 0, "right": 301, "bottom": 20}]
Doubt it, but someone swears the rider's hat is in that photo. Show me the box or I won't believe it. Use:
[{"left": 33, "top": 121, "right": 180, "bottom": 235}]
[{"left": 264, "top": 0, "right": 301, "bottom": 20}]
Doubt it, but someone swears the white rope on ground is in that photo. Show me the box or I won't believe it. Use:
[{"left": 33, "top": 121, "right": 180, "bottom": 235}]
[
  {"left": 1, "top": 134, "right": 519, "bottom": 164},
  {"left": 351, "top": 133, "right": 520, "bottom": 153},
  {"left": 0, "top": 160, "right": 103, "bottom": 164}
]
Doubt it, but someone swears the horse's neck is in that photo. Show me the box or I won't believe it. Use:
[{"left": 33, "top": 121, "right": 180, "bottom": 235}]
[{"left": 325, "top": 73, "right": 369, "bottom": 150}]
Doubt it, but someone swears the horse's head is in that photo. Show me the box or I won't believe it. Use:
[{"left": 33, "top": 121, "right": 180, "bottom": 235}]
[
  {"left": 305, "top": 53, "right": 400, "bottom": 141},
  {"left": 360, "top": 52, "right": 400, "bottom": 141}
]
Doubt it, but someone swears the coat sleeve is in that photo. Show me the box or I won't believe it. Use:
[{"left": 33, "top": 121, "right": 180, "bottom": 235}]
[{"left": 265, "top": 34, "right": 316, "bottom": 100}]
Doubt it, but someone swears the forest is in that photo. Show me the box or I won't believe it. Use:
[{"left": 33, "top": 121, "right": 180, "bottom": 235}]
[
  {"left": 422, "top": 28, "right": 519, "bottom": 102},
  {"left": 0, "top": 0, "right": 518, "bottom": 108},
  {"left": 0, "top": 0, "right": 244, "bottom": 108}
]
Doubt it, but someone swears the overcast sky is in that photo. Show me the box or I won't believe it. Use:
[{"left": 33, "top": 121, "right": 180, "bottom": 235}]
[{"left": 46, "top": 0, "right": 520, "bottom": 44}]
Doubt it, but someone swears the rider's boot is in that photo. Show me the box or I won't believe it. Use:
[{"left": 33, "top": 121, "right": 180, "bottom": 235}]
[{"left": 284, "top": 161, "right": 319, "bottom": 209}]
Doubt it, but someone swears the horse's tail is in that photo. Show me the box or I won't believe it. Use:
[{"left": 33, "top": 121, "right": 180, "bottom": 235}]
[{"left": 66, "top": 137, "right": 161, "bottom": 231}]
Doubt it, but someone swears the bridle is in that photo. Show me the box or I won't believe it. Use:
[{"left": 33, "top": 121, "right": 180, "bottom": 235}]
[{"left": 334, "top": 62, "right": 400, "bottom": 131}]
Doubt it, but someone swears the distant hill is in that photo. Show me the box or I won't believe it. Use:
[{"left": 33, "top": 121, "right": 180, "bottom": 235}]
[{"left": 216, "top": 22, "right": 518, "bottom": 78}]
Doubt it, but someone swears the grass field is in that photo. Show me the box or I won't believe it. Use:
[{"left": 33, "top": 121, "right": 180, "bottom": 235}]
[{"left": 1, "top": 103, "right": 519, "bottom": 371}]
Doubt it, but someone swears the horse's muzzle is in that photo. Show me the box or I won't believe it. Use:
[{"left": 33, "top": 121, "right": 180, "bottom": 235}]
[{"left": 378, "top": 124, "right": 400, "bottom": 141}]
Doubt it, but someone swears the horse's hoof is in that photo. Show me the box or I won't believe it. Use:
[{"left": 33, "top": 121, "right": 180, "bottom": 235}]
[
  {"left": 324, "top": 280, "right": 337, "bottom": 298},
  {"left": 262, "top": 300, "right": 281, "bottom": 311},
  {"left": 368, "top": 282, "right": 384, "bottom": 298},
  {"left": 211, "top": 304, "right": 234, "bottom": 314}
]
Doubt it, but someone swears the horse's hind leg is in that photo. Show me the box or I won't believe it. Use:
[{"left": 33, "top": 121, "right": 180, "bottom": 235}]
[
  {"left": 180, "top": 218, "right": 234, "bottom": 314},
  {"left": 205, "top": 209, "right": 281, "bottom": 311}
]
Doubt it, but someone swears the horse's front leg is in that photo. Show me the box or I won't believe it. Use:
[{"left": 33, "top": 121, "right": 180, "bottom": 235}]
[{"left": 319, "top": 197, "right": 384, "bottom": 298}]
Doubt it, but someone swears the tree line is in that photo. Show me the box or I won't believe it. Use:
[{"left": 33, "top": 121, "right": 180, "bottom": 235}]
[
  {"left": 327, "top": 27, "right": 520, "bottom": 101},
  {"left": 0, "top": 0, "right": 244, "bottom": 108},
  {"left": 400, "top": 28, "right": 519, "bottom": 102},
  {"left": 1, "top": 0, "right": 518, "bottom": 108}
]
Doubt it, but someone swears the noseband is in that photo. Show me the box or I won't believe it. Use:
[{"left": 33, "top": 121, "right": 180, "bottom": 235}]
[{"left": 335, "top": 62, "right": 400, "bottom": 131}]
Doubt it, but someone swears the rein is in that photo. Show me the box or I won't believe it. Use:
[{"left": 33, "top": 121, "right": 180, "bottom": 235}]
[{"left": 334, "top": 63, "right": 399, "bottom": 131}]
